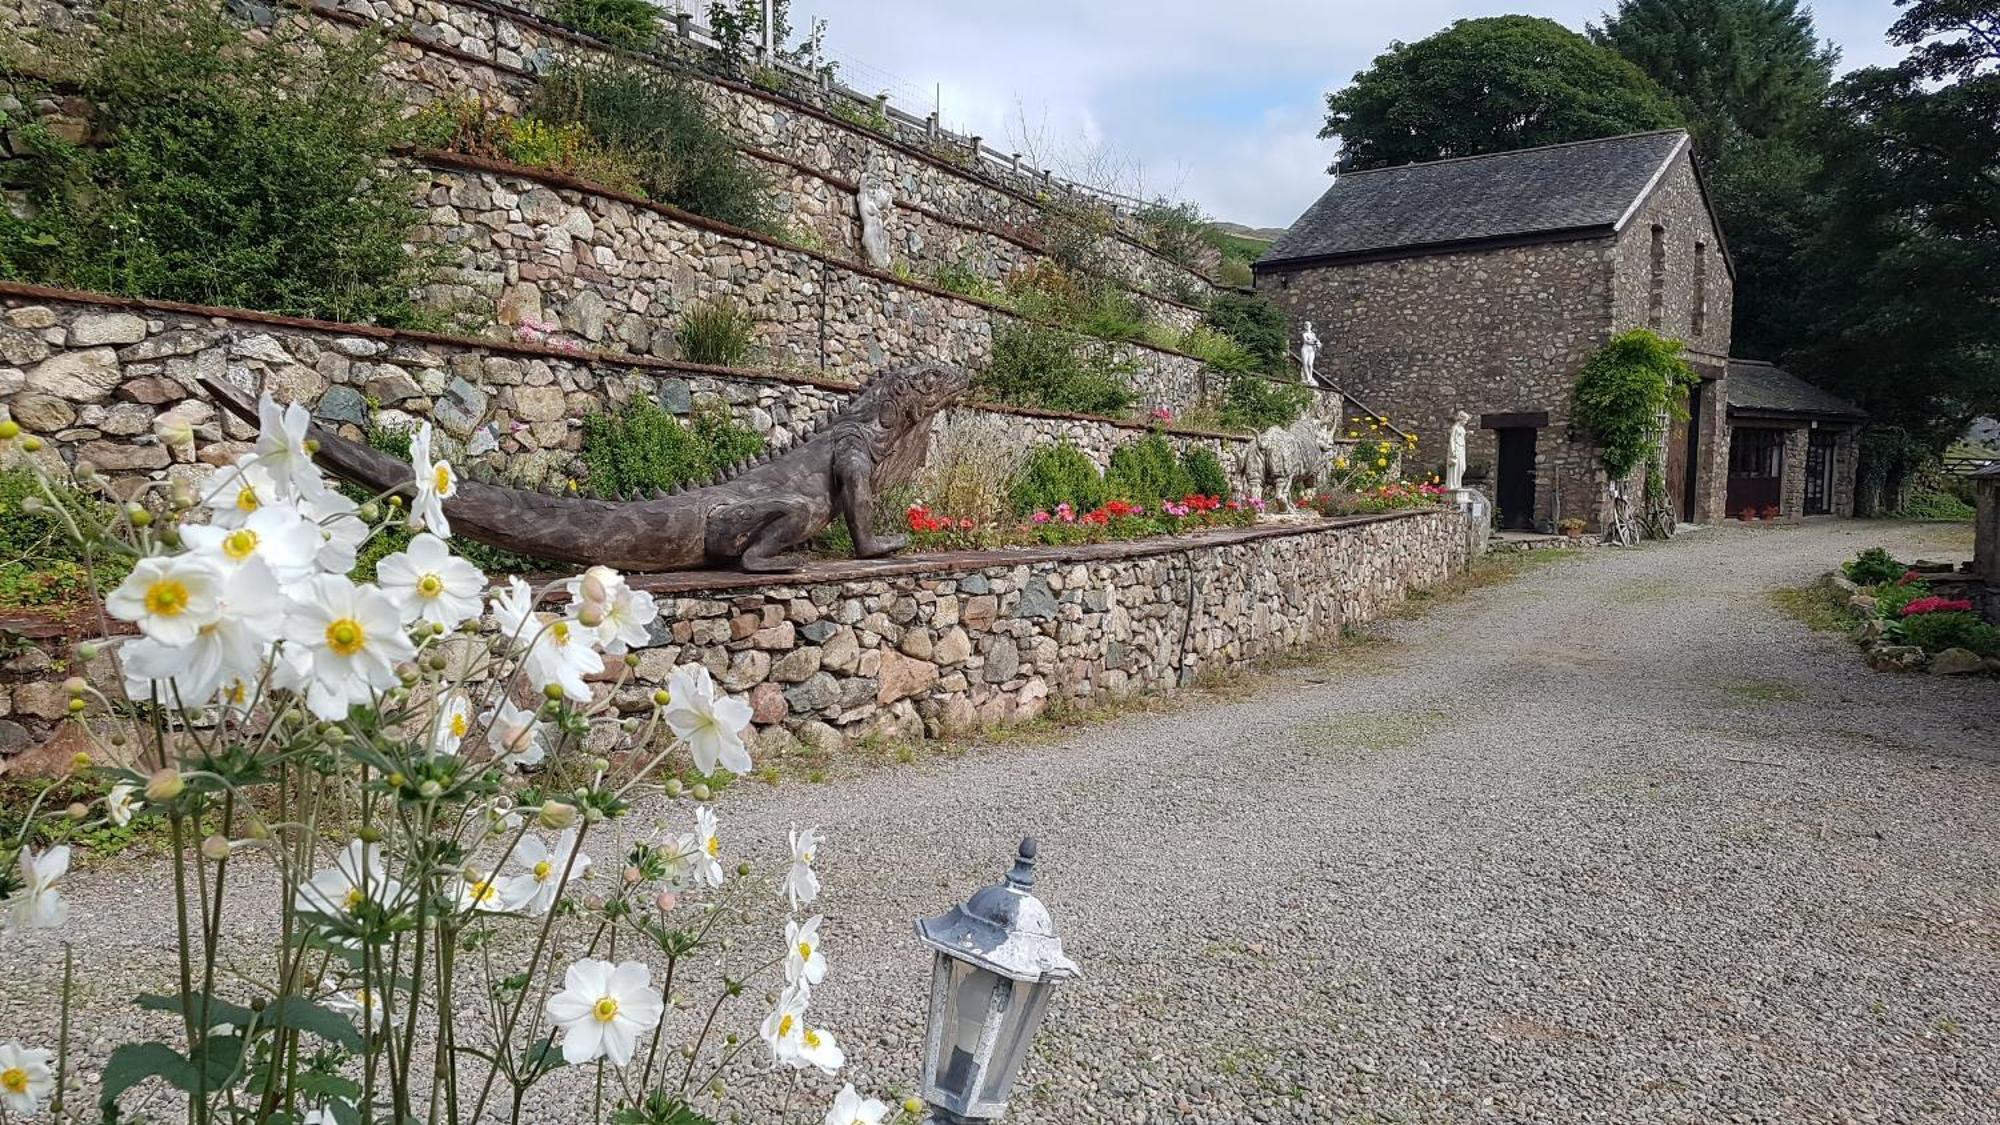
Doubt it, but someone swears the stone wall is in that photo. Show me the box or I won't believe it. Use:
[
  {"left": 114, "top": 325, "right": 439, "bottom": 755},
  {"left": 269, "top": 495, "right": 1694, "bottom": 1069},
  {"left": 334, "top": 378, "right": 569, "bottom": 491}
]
[
  {"left": 409, "top": 155, "right": 1207, "bottom": 395},
  {"left": 619, "top": 509, "right": 1468, "bottom": 751},
  {"left": 1258, "top": 238, "right": 1616, "bottom": 528},
  {"left": 0, "top": 285, "right": 1258, "bottom": 501}
]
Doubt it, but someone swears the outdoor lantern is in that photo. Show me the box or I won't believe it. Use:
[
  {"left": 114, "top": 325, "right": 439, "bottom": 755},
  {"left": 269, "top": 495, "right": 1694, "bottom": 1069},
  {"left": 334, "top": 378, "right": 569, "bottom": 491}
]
[{"left": 914, "top": 837, "right": 1081, "bottom": 1122}]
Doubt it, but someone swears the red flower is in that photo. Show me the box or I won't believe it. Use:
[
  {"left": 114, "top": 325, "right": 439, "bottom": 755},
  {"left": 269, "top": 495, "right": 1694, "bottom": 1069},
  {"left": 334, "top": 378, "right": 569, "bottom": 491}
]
[
  {"left": 1901, "top": 596, "right": 1973, "bottom": 617},
  {"left": 958, "top": 518, "right": 974, "bottom": 531},
  {"left": 1899, "top": 570, "right": 1925, "bottom": 585}
]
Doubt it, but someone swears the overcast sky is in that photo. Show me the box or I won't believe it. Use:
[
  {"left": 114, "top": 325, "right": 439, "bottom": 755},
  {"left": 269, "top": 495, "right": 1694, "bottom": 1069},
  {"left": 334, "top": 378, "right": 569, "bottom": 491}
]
[{"left": 750, "top": 1, "right": 1914, "bottom": 228}]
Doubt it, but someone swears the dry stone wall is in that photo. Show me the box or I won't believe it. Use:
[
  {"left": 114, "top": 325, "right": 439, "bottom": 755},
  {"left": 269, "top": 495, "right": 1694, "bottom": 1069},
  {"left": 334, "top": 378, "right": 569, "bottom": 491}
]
[
  {"left": 618, "top": 509, "right": 1467, "bottom": 752},
  {"left": 0, "top": 286, "right": 1258, "bottom": 501}
]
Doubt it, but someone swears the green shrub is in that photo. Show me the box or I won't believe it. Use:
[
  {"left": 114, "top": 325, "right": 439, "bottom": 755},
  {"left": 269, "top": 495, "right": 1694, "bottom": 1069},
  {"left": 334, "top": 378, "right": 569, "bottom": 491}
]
[
  {"left": 1106, "top": 433, "right": 1194, "bottom": 504},
  {"left": 0, "top": 467, "right": 127, "bottom": 612},
  {"left": 1899, "top": 611, "right": 2000, "bottom": 656},
  {"left": 532, "top": 61, "right": 773, "bottom": 231},
  {"left": 1844, "top": 547, "right": 1905, "bottom": 586},
  {"left": 1205, "top": 293, "right": 1290, "bottom": 374},
  {"left": 549, "top": 0, "right": 661, "bottom": 50},
  {"left": 1136, "top": 200, "right": 1211, "bottom": 271},
  {"left": 979, "top": 321, "right": 1138, "bottom": 417},
  {"left": 1571, "top": 329, "right": 1699, "bottom": 478},
  {"left": 0, "top": 0, "right": 430, "bottom": 325},
  {"left": 929, "top": 258, "right": 1004, "bottom": 303},
  {"left": 1180, "top": 446, "right": 1230, "bottom": 499},
  {"left": 1219, "top": 373, "right": 1312, "bottom": 432},
  {"left": 1009, "top": 443, "right": 1107, "bottom": 515},
  {"left": 676, "top": 300, "right": 755, "bottom": 366},
  {"left": 581, "top": 397, "right": 764, "bottom": 499},
  {"left": 1873, "top": 579, "right": 1932, "bottom": 618},
  {"left": 1895, "top": 488, "right": 1976, "bottom": 521},
  {"left": 1175, "top": 326, "right": 1258, "bottom": 373}
]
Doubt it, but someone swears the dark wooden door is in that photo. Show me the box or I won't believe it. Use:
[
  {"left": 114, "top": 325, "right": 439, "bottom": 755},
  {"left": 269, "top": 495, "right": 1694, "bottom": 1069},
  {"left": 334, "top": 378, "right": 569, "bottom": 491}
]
[
  {"left": 1805, "top": 432, "right": 1835, "bottom": 515},
  {"left": 1727, "top": 427, "right": 1785, "bottom": 517},
  {"left": 1495, "top": 427, "right": 1537, "bottom": 530},
  {"left": 1680, "top": 381, "right": 1704, "bottom": 520}
]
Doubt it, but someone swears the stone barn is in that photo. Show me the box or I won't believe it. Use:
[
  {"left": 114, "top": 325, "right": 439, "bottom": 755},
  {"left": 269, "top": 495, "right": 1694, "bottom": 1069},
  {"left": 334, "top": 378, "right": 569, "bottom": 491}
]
[
  {"left": 1254, "top": 129, "right": 1735, "bottom": 532},
  {"left": 1721, "top": 360, "right": 1865, "bottom": 519}
]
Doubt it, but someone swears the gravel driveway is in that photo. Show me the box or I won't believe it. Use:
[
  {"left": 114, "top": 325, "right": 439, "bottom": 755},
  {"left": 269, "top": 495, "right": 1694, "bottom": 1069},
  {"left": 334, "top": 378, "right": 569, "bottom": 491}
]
[{"left": 6, "top": 519, "right": 1997, "bottom": 1123}]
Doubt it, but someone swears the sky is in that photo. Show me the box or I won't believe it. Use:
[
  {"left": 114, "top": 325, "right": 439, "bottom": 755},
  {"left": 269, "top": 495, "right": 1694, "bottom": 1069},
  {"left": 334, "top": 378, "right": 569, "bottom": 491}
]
[{"left": 734, "top": 1, "right": 1916, "bottom": 229}]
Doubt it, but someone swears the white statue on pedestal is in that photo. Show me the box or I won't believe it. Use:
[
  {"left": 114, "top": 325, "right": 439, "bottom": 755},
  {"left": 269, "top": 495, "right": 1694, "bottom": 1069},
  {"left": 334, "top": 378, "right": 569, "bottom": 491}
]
[
  {"left": 1298, "top": 321, "right": 1321, "bottom": 387},
  {"left": 857, "top": 176, "right": 895, "bottom": 270},
  {"left": 1445, "top": 409, "right": 1471, "bottom": 492}
]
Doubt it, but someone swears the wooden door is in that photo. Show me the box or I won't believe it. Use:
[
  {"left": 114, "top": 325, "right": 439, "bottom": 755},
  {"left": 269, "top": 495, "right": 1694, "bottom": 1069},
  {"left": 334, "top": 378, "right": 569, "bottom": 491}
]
[
  {"left": 1805, "top": 432, "right": 1836, "bottom": 515},
  {"left": 1727, "top": 427, "right": 1785, "bottom": 517},
  {"left": 1495, "top": 427, "right": 1537, "bottom": 530},
  {"left": 1678, "top": 381, "right": 1704, "bottom": 521}
]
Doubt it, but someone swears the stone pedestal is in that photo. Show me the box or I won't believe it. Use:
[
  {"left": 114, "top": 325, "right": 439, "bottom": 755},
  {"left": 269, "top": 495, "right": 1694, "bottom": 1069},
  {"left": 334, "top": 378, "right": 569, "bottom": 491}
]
[{"left": 1452, "top": 487, "right": 1492, "bottom": 556}]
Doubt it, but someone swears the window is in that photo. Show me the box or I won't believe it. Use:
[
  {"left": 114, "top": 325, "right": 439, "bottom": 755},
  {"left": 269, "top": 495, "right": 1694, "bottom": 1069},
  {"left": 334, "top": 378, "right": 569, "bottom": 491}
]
[
  {"left": 1692, "top": 241, "right": 1708, "bottom": 337},
  {"left": 1647, "top": 225, "right": 1665, "bottom": 329}
]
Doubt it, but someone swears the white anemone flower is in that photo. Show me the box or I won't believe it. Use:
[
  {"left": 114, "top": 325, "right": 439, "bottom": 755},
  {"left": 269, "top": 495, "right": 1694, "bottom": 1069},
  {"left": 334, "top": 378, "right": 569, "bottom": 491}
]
[
  {"left": 408, "top": 423, "right": 458, "bottom": 538},
  {"left": 690, "top": 806, "right": 723, "bottom": 888},
  {"left": 523, "top": 615, "right": 605, "bottom": 704},
  {"left": 490, "top": 576, "right": 537, "bottom": 644},
  {"left": 784, "top": 824, "right": 820, "bottom": 912},
  {"left": 456, "top": 869, "right": 527, "bottom": 914},
  {"left": 6, "top": 846, "right": 69, "bottom": 932},
  {"left": 181, "top": 504, "right": 320, "bottom": 584},
  {"left": 295, "top": 840, "right": 406, "bottom": 921},
  {"left": 664, "top": 665, "right": 753, "bottom": 776},
  {"left": 430, "top": 692, "right": 472, "bottom": 756},
  {"left": 105, "top": 554, "right": 225, "bottom": 646},
  {"left": 544, "top": 959, "right": 664, "bottom": 1067},
  {"left": 282, "top": 574, "right": 416, "bottom": 720},
  {"left": 105, "top": 783, "right": 140, "bottom": 827},
  {"left": 252, "top": 394, "right": 328, "bottom": 500},
  {"left": 377, "top": 533, "right": 484, "bottom": 628},
  {"left": 499, "top": 829, "right": 592, "bottom": 916},
  {"left": 201, "top": 461, "right": 283, "bottom": 528},
  {"left": 785, "top": 915, "right": 827, "bottom": 988},
  {"left": 324, "top": 986, "right": 382, "bottom": 1024},
  {"left": 482, "top": 699, "right": 548, "bottom": 769},
  {"left": 0, "top": 1043, "right": 55, "bottom": 1115},
  {"left": 565, "top": 567, "right": 659, "bottom": 654},
  {"left": 300, "top": 489, "right": 369, "bottom": 575},
  {"left": 122, "top": 556, "right": 288, "bottom": 709},
  {"left": 761, "top": 982, "right": 843, "bottom": 1074},
  {"left": 822, "top": 1085, "right": 890, "bottom": 1125}
]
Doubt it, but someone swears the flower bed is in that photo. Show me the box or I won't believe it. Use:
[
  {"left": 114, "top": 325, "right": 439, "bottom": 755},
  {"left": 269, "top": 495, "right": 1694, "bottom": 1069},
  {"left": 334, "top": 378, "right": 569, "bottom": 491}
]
[
  {"left": 904, "top": 493, "right": 1261, "bottom": 551},
  {"left": 1828, "top": 548, "right": 1999, "bottom": 675}
]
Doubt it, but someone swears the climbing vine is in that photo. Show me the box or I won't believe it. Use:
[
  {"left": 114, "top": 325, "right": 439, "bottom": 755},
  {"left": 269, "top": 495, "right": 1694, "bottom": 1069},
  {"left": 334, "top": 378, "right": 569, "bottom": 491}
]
[{"left": 1571, "top": 329, "right": 1698, "bottom": 479}]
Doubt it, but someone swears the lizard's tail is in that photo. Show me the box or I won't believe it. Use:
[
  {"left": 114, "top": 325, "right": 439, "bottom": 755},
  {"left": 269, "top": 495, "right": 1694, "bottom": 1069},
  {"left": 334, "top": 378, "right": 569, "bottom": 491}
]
[{"left": 199, "top": 376, "right": 702, "bottom": 570}]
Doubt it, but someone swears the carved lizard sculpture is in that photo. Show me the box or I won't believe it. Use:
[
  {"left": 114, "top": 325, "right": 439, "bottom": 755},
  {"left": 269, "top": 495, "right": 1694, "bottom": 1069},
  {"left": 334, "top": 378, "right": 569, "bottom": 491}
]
[{"left": 201, "top": 363, "right": 971, "bottom": 574}]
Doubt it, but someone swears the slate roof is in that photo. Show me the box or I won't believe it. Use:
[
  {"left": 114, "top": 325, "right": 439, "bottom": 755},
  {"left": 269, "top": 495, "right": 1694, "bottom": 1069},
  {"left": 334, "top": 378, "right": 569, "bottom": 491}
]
[
  {"left": 1257, "top": 130, "right": 1691, "bottom": 269},
  {"left": 1725, "top": 359, "right": 1866, "bottom": 421}
]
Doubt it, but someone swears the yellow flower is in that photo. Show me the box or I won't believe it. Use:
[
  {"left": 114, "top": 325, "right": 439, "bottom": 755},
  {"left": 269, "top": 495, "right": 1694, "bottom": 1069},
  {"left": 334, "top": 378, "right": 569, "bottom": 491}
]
[
  {"left": 1335, "top": 457, "right": 1349, "bottom": 469},
  {"left": 1376, "top": 458, "right": 1388, "bottom": 468}
]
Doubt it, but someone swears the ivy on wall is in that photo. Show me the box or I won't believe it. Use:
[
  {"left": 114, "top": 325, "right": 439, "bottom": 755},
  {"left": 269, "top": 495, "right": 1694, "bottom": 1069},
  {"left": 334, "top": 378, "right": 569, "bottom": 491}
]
[{"left": 1570, "top": 328, "right": 1699, "bottom": 479}]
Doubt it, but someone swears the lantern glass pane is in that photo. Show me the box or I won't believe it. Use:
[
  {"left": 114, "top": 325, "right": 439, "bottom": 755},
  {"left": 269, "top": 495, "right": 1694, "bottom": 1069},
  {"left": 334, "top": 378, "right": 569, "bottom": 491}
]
[
  {"left": 935, "top": 957, "right": 1000, "bottom": 1100},
  {"left": 978, "top": 978, "right": 1050, "bottom": 1104}
]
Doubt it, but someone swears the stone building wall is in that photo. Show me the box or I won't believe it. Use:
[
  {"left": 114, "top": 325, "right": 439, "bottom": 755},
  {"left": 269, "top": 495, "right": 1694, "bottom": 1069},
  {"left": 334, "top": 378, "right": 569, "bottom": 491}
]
[
  {"left": 1257, "top": 238, "right": 1615, "bottom": 527},
  {"left": 618, "top": 509, "right": 1467, "bottom": 751},
  {"left": 0, "top": 286, "right": 1259, "bottom": 502}
]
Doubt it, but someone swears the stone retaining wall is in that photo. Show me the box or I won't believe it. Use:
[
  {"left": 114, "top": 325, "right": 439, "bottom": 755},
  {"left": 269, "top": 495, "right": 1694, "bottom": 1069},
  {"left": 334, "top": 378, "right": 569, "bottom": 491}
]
[
  {"left": 0, "top": 285, "right": 1256, "bottom": 500},
  {"left": 614, "top": 509, "right": 1467, "bottom": 751},
  {"left": 410, "top": 155, "right": 1209, "bottom": 398}
]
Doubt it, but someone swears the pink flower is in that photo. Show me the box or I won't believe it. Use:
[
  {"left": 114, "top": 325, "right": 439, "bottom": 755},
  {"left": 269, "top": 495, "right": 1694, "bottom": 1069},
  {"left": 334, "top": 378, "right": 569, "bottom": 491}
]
[{"left": 1031, "top": 512, "right": 1051, "bottom": 524}]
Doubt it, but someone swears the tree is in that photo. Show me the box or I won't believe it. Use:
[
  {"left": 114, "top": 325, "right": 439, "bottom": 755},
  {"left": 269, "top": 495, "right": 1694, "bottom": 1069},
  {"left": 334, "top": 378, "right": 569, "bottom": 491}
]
[
  {"left": 1786, "top": 1, "right": 2000, "bottom": 490},
  {"left": 1592, "top": 0, "right": 1841, "bottom": 360},
  {"left": 1320, "top": 16, "right": 1683, "bottom": 171}
]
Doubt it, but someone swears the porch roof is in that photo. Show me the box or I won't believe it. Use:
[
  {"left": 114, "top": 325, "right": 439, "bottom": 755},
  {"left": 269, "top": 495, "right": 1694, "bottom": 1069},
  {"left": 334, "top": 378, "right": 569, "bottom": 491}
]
[{"left": 1725, "top": 360, "right": 1866, "bottom": 423}]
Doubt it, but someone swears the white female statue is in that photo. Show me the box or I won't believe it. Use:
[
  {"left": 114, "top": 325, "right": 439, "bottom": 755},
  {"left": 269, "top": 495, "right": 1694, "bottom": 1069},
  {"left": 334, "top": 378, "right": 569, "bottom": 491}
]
[
  {"left": 1445, "top": 409, "right": 1471, "bottom": 491},
  {"left": 1298, "top": 321, "right": 1321, "bottom": 387}
]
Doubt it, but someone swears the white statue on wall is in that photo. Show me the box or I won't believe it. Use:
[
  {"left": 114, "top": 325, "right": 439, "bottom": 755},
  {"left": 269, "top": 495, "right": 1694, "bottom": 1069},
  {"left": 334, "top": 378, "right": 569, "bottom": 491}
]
[
  {"left": 857, "top": 176, "right": 895, "bottom": 271},
  {"left": 1445, "top": 409, "right": 1471, "bottom": 492},
  {"left": 1298, "top": 321, "right": 1322, "bottom": 387}
]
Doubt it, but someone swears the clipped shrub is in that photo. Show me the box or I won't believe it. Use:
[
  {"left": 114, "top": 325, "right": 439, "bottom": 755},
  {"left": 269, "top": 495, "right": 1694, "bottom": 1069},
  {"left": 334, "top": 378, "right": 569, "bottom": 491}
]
[
  {"left": 1009, "top": 443, "right": 1108, "bottom": 515},
  {"left": 1, "top": 0, "right": 430, "bottom": 325},
  {"left": 676, "top": 300, "right": 756, "bottom": 366},
  {"left": 979, "top": 321, "right": 1138, "bottom": 417},
  {"left": 1181, "top": 446, "right": 1231, "bottom": 498},
  {"left": 532, "top": 61, "right": 773, "bottom": 230},
  {"left": 1899, "top": 611, "right": 2000, "bottom": 656},
  {"left": 1106, "top": 433, "right": 1195, "bottom": 505},
  {"left": 1219, "top": 373, "right": 1312, "bottom": 432},
  {"left": 549, "top": 0, "right": 661, "bottom": 50},
  {"left": 1843, "top": 547, "right": 1905, "bottom": 586},
  {"left": 581, "top": 398, "right": 765, "bottom": 499},
  {"left": 1205, "top": 292, "right": 1290, "bottom": 374}
]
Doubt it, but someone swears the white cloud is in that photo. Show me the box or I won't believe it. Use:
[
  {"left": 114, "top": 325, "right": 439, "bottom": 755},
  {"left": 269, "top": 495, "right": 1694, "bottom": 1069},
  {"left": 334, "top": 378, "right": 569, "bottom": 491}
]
[{"left": 776, "top": 0, "right": 1914, "bottom": 227}]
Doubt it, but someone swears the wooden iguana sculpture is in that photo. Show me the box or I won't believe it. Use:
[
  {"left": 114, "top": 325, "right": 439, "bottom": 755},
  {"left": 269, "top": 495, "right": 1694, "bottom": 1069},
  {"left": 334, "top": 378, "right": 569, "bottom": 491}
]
[{"left": 201, "top": 363, "right": 971, "bottom": 573}]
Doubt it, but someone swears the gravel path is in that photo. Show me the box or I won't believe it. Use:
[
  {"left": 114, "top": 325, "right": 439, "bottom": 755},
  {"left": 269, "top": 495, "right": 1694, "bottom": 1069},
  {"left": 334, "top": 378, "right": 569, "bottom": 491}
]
[{"left": 5, "top": 519, "right": 1997, "bottom": 1123}]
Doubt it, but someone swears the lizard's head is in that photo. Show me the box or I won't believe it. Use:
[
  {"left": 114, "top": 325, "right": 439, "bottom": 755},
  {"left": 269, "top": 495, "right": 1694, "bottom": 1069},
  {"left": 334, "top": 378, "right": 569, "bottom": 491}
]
[{"left": 857, "top": 362, "right": 972, "bottom": 428}]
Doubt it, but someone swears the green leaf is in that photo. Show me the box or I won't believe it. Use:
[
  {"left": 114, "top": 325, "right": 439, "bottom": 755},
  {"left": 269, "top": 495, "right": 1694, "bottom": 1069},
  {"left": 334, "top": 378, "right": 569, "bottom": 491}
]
[
  {"left": 519, "top": 1033, "right": 563, "bottom": 1080},
  {"left": 98, "top": 1039, "right": 241, "bottom": 1107},
  {"left": 262, "top": 998, "right": 364, "bottom": 1052},
  {"left": 136, "top": 992, "right": 255, "bottom": 1029}
]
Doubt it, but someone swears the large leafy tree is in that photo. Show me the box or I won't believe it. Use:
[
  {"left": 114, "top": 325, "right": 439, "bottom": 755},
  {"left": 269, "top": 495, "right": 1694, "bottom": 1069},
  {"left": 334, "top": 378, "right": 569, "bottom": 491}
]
[
  {"left": 1592, "top": 0, "right": 1840, "bottom": 360},
  {"left": 1787, "top": 1, "right": 1999, "bottom": 473},
  {"left": 1319, "top": 16, "right": 1683, "bottom": 171}
]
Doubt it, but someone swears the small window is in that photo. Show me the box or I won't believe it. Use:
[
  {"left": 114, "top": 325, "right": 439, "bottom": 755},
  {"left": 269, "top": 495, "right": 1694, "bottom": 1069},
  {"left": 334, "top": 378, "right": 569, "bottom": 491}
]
[
  {"left": 1647, "top": 225, "right": 1665, "bottom": 329},
  {"left": 1692, "top": 242, "right": 1708, "bottom": 337}
]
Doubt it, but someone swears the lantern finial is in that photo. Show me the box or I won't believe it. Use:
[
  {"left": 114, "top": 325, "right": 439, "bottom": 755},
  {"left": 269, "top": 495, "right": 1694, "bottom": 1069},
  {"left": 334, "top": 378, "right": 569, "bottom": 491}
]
[{"left": 1006, "top": 837, "right": 1036, "bottom": 889}]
